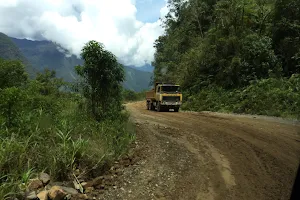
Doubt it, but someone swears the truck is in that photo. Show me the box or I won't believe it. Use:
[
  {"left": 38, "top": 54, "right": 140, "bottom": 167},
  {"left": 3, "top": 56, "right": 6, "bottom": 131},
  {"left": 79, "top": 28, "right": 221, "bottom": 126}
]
[{"left": 146, "top": 82, "right": 182, "bottom": 112}]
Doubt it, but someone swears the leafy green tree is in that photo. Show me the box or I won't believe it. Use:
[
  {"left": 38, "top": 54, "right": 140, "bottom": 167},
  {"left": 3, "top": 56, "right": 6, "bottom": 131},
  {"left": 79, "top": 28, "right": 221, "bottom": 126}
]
[
  {"left": 0, "top": 87, "right": 25, "bottom": 127},
  {"left": 0, "top": 58, "right": 28, "bottom": 89},
  {"left": 273, "top": 0, "right": 300, "bottom": 76},
  {"left": 35, "top": 68, "right": 64, "bottom": 96},
  {"left": 153, "top": 0, "right": 286, "bottom": 89},
  {"left": 152, "top": 0, "right": 299, "bottom": 118},
  {"left": 75, "top": 40, "right": 124, "bottom": 120}
]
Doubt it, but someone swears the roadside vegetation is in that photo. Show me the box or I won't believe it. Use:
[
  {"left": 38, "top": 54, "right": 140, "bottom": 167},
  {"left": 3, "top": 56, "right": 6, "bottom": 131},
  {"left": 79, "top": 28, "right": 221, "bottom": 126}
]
[
  {"left": 122, "top": 89, "right": 146, "bottom": 102},
  {"left": 153, "top": 0, "right": 300, "bottom": 119},
  {"left": 182, "top": 76, "right": 300, "bottom": 118},
  {"left": 0, "top": 41, "right": 135, "bottom": 199}
]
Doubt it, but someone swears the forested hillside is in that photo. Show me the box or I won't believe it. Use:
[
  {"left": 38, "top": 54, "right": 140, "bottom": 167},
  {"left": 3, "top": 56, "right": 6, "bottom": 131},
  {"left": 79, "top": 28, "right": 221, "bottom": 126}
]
[
  {"left": 11, "top": 37, "right": 83, "bottom": 82},
  {"left": 11, "top": 37, "right": 152, "bottom": 91},
  {"left": 153, "top": 0, "right": 300, "bottom": 118},
  {"left": 0, "top": 35, "right": 152, "bottom": 91},
  {"left": 123, "top": 66, "right": 152, "bottom": 91},
  {"left": 0, "top": 33, "right": 35, "bottom": 76}
]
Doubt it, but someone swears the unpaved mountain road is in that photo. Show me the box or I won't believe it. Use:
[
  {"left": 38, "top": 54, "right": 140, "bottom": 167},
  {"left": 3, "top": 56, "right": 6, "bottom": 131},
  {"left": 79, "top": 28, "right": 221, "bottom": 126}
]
[{"left": 101, "top": 101, "right": 300, "bottom": 200}]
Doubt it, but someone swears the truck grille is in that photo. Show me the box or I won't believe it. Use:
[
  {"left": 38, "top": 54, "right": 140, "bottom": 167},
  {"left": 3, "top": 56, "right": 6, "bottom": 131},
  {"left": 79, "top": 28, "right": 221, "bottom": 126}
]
[{"left": 162, "top": 96, "right": 180, "bottom": 102}]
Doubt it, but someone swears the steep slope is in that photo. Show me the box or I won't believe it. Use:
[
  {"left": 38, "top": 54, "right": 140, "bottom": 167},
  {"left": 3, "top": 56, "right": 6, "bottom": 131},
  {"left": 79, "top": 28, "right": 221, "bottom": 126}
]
[
  {"left": 0, "top": 32, "right": 35, "bottom": 76},
  {"left": 11, "top": 38, "right": 82, "bottom": 82},
  {"left": 10, "top": 37, "right": 152, "bottom": 91},
  {"left": 127, "top": 64, "right": 154, "bottom": 72},
  {"left": 123, "top": 66, "right": 152, "bottom": 91}
]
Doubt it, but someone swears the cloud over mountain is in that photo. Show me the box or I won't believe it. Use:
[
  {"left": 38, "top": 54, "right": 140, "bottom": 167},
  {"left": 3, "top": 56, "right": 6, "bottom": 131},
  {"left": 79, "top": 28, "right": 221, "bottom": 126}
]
[{"left": 0, "top": 0, "right": 168, "bottom": 66}]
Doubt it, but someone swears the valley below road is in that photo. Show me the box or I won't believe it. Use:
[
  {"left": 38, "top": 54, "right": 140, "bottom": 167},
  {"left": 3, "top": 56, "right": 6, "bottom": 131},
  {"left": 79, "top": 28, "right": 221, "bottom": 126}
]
[{"left": 100, "top": 101, "right": 300, "bottom": 200}]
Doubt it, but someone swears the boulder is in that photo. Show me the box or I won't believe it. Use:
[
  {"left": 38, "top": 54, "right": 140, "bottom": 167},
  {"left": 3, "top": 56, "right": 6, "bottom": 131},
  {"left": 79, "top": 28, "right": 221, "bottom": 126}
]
[
  {"left": 37, "top": 191, "right": 48, "bottom": 200},
  {"left": 39, "top": 173, "right": 51, "bottom": 185},
  {"left": 26, "top": 191, "right": 37, "bottom": 200},
  {"left": 48, "top": 186, "right": 67, "bottom": 200},
  {"left": 28, "top": 179, "right": 43, "bottom": 191},
  {"left": 60, "top": 186, "right": 78, "bottom": 195}
]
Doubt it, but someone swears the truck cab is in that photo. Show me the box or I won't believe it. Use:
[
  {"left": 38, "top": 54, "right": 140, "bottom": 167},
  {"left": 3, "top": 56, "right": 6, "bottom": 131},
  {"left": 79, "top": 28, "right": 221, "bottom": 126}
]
[{"left": 146, "top": 82, "right": 182, "bottom": 112}]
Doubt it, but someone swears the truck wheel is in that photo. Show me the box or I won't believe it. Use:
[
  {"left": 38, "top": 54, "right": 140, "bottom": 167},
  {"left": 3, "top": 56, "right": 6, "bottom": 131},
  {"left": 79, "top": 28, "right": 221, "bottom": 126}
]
[
  {"left": 148, "top": 102, "right": 152, "bottom": 110},
  {"left": 150, "top": 103, "right": 155, "bottom": 110},
  {"left": 174, "top": 107, "right": 179, "bottom": 112},
  {"left": 157, "top": 103, "right": 161, "bottom": 112}
]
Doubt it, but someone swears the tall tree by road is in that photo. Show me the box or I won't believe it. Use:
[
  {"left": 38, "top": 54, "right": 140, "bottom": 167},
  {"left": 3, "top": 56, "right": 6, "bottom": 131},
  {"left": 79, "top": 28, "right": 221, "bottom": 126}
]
[{"left": 75, "top": 40, "right": 125, "bottom": 120}]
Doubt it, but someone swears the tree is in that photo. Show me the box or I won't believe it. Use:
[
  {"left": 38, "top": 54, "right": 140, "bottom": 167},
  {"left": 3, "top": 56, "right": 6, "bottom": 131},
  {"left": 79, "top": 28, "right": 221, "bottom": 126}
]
[
  {"left": 273, "top": 0, "right": 300, "bottom": 76},
  {"left": 0, "top": 87, "right": 25, "bottom": 127},
  {"left": 0, "top": 58, "right": 28, "bottom": 89},
  {"left": 75, "top": 40, "right": 124, "bottom": 120},
  {"left": 35, "top": 68, "right": 64, "bottom": 96},
  {"left": 153, "top": 0, "right": 284, "bottom": 90}
]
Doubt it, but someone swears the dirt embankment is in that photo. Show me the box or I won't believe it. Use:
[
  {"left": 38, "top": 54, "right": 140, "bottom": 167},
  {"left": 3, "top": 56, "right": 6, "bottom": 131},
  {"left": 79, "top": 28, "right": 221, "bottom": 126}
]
[{"left": 96, "top": 101, "right": 300, "bottom": 200}]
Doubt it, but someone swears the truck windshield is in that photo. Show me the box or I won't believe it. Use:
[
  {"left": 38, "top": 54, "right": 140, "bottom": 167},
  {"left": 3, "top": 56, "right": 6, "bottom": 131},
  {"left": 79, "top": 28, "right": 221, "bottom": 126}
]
[{"left": 161, "top": 86, "right": 180, "bottom": 92}]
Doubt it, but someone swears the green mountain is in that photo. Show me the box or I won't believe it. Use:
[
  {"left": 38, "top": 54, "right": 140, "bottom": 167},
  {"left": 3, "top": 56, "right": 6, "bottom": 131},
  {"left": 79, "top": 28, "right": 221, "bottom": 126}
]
[
  {"left": 11, "top": 38, "right": 82, "bottom": 82},
  {"left": 123, "top": 66, "right": 152, "bottom": 91},
  {"left": 0, "top": 32, "right": 35, "bottom": 76},
  {"left": 0, "top": 35, "right": 152, "bottom": 91},
  {"left": 127, "top": 64, "right": 154, "bottom": 72}
]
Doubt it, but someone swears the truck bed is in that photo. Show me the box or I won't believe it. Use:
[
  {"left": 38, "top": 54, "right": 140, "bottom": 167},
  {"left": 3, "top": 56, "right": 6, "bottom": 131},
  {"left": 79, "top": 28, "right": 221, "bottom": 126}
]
[{"left": 146, "top": 90, "right": 155, "bottom": 100}]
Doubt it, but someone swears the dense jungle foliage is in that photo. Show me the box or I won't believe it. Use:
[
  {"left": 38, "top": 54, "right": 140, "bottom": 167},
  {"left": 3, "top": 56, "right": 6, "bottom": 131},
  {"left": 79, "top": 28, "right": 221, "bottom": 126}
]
[
  {"left": 122, "top": 89, "right": 146, "bottom": 102},
  {"left": 0, "top": 41, "right": 135, "bottom": 199},
  {"left": 153, "top": 0, "right": 300, "bottom": 118}
]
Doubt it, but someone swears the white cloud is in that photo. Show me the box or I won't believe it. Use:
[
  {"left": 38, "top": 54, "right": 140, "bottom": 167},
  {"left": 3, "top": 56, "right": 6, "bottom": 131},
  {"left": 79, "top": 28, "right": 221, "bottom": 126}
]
[
  {"left": 0, "top": 0, "right": 168, "bottom": 67},
  {"left": 160, "top": 0, "right": 169, "bottom": 18}
]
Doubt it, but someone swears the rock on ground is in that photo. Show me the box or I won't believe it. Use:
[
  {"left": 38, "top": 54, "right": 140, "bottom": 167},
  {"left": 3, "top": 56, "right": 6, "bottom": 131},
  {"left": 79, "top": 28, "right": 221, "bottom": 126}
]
[
  {"left": 28, "top": 179, "right": 43, "bottom": 191},
  {"left": 37, "top": 191, "right": 48, "bottom": 200},
  {"left": 48, "top": 186, "right": 67, "bottom": 200},
  {"left": 39, "top": 173, "right": 51, "bottom": 185},
  {"left": 26, "top": 191, "right": 37, "bottom": 200}
]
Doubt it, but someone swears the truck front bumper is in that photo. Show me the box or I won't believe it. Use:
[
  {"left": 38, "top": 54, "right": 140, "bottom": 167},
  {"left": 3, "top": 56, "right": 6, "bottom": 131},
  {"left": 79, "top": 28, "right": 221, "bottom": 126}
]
[{"left": 161, "top": 101, "right": 182, "bottom": 106}]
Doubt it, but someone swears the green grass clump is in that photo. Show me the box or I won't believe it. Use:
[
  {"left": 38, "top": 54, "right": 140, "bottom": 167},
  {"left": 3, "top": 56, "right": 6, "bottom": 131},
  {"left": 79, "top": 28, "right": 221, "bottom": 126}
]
[
  {"left": 0, "top": 95, "right": 134, "bottom": 199},
  {"left": 0, "top": 67, "right": 135, "bottom": 199}
]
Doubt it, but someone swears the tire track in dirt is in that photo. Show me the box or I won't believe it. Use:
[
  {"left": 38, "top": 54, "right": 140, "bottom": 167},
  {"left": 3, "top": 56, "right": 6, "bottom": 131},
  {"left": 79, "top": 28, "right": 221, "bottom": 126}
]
[
  {"left": 99, "top": 102, "right": 300, "bottom": 200},
  {"left": 147, "top": 125, "right": 216, "bottom": 200},
  {"left": 151, "top": 124, "right": 236, "bottom": 191}
]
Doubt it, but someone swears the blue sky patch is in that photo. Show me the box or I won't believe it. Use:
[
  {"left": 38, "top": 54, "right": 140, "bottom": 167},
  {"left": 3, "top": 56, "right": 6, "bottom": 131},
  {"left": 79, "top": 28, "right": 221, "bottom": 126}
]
[{"left": 135, "top": 0, "right": 166, "bottom": 23}]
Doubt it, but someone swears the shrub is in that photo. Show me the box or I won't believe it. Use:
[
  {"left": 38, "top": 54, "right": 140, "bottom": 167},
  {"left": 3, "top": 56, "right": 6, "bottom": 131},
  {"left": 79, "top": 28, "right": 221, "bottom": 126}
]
[
  {"left": 182, "top": 75, "right": 300, "bottom": 119},
  {"left": 0, "top": 65, "right": 134, "bottom": 199}
]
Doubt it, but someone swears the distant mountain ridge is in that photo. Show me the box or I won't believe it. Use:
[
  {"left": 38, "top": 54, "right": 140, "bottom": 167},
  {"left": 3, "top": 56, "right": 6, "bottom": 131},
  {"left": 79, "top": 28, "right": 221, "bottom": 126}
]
[
  {"left": 0, "top": 32, "right": 35, "bottom": 76},
  {"left": 11, "top": 37, "right": 83, "bottom": 82},
  {"left": 127, "top": 64, "right": 154, "bottom": 72},
  {"left": 0, "top": 32, "right": 152, "bottom": 92}
]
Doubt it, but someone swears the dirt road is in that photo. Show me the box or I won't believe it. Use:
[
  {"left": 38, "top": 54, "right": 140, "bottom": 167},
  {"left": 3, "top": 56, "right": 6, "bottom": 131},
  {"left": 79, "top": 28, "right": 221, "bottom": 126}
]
[{"left": 100, "top": 101, "right": 300, "bottom": 200}]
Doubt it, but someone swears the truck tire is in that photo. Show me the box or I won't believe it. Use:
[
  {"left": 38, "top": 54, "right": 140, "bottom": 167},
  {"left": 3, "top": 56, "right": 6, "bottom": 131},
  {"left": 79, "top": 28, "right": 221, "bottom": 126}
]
[
  {"left": 148, "top": 102, "right": 151, "bottom": 110},
  {"left": 150, "top": 103, "right": 155, "bottom": 110},
  {"left": 174, "top": 107, "right": 179, "bottom": 112},
  {"left": 157, "top": 103, "right": 161, "bottom": 112}
]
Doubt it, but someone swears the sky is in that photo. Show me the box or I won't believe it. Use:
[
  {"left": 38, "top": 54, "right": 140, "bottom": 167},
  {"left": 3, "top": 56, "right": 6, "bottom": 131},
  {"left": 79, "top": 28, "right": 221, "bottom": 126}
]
[{"left": 0, "top": 0, "right": 170, "bottom": 67}]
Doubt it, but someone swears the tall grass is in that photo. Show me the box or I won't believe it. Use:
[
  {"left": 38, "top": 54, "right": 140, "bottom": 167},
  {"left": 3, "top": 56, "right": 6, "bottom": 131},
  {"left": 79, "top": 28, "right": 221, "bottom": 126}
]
[{"left": 0, "top": 94, "right": 135, "bottom": 199}]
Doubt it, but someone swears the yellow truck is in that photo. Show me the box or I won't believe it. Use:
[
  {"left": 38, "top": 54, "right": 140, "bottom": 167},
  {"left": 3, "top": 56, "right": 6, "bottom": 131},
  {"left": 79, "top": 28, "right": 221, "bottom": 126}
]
[{"left": 146, "top": 82, "right": 182, "bottom": 112}]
